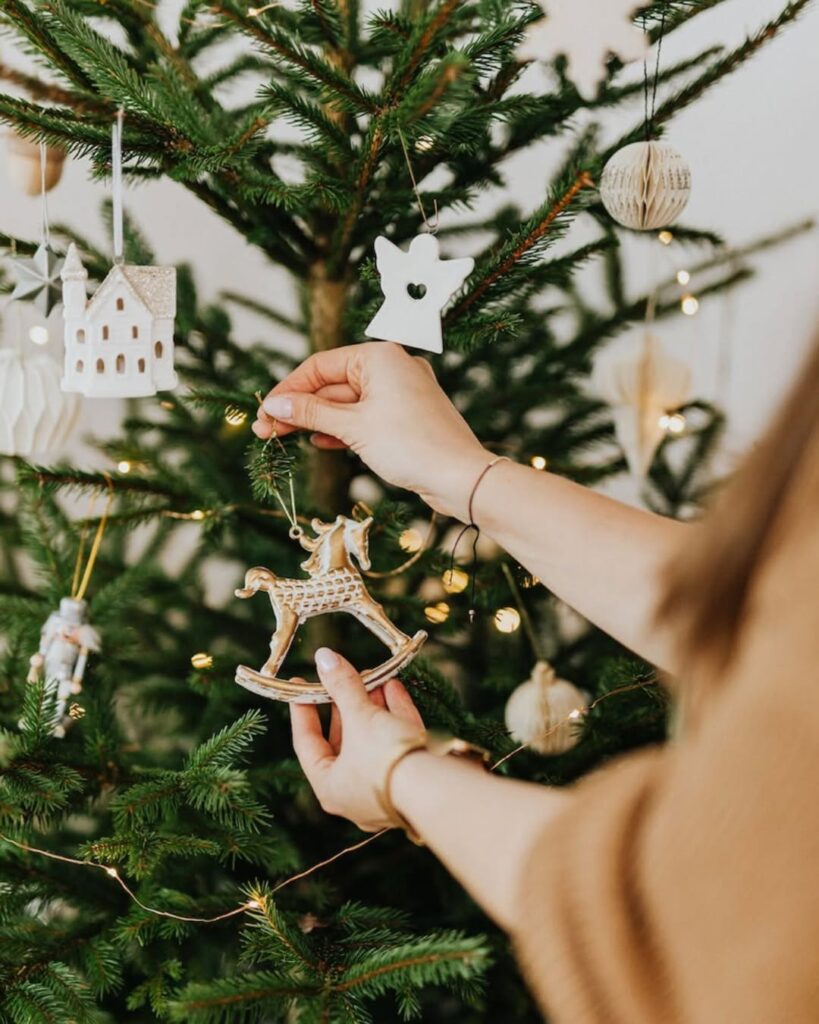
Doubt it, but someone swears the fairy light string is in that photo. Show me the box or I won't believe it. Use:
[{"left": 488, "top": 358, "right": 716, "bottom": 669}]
[{"left": 0, "top": 678, "right": 659, "bottom": 925}]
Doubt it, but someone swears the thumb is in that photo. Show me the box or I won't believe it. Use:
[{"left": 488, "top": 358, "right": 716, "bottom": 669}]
[
  {"left": 315, "top": 648, "right": 371, "bottom": 715},
  {"left": 262, "top": 392, "right": 351, "bottom": 440}
]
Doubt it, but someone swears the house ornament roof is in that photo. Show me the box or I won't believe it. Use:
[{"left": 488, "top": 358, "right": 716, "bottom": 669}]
[{"left": 85, "top": 263, "right": 176, "bottom": 320}]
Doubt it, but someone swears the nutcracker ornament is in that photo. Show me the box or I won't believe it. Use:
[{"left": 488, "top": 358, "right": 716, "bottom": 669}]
[
  {"left": 235, "top": 515, "right": 427, "bottom": 704},
  {"left": 27, "top": 597, "right": 101, "bottom": 738}
]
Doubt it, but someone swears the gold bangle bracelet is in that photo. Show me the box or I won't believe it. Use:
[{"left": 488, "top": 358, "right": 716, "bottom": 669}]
[{"left": 376, "top": 733, "right": 491, "bottom": 846}]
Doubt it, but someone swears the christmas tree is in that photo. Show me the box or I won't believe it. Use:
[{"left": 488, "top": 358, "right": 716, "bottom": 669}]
[{"left": 0, "top": 1, "right": 812, "bottom": 1020}]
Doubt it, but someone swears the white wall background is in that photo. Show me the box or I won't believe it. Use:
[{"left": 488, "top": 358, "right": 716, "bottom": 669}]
[{"left": 1, "top": 0, "right": 817, "bottom": 469}]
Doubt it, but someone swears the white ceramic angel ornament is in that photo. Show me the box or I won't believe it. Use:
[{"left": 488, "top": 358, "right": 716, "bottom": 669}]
[
  {"left": 365, "top": 234, "right": 474, "bottom": 354},
  {"left": 519, "top": 0, "right": 648, "bottom": 100},
  {"left": 27, "top": 597, "right": 101, "bottom": 737}
]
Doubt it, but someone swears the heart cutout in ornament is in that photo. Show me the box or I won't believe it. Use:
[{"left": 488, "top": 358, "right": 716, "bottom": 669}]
[{"left": 406, "top": 282, "right": 428, "bottom": 300}]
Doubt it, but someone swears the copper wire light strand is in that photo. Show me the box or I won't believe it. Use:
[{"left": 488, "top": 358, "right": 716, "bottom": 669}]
[{"left": 0, "top": 680, "right": 659, "bottom": 921}]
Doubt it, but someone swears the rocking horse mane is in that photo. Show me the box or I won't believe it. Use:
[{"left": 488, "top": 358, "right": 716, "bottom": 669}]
[{"left": 300, "top": 516, "right": 372, "bottom": 575}]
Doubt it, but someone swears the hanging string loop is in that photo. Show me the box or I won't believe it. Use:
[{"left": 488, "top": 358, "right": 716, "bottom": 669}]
[
  {"left": 397, "top": 127, "right": 439, "bottom": 235},
  {"left": 39, "top": 141, "right": 51, "bottom": 248},
  {"left": 112, "top": 107, "right": 125, "bottom": 265}
]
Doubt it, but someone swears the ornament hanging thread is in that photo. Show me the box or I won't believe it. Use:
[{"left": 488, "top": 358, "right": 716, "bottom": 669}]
[{"left": 8, "top": 142, "right": 64, "bottom": 316}]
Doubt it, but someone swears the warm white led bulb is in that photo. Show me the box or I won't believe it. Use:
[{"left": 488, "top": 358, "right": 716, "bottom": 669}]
[
  {"left": 399, "top": 528, "right": 423, "bottom": 553},
  {"left": 494, "top": 607, "right": 521, "bottom": 633},
  {"left": 28, "top": 325, "right": 49, "bottom": 346}
]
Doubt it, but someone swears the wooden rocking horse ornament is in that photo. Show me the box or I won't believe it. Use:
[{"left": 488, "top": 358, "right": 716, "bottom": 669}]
[{"left": 235, "top": 515, "right": 427, "bottom": 704}]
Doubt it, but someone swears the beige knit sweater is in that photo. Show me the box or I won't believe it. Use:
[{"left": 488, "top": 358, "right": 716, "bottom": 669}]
[{"left": 512, "top": 441, "right": 819, "bottom": 1023}]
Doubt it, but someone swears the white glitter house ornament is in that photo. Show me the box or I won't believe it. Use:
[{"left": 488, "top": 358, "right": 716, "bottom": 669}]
[
  {"left": 600, "top": 141, "right": 692, "bottom": 231},
  {"left": 60, "top": 243, "right": 177, "bottom": 398},
  {"left": 365, "top": 234, "right": 474, "bottom": 354}
]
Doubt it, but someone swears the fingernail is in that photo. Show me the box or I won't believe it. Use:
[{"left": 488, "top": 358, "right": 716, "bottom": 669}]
[
  {"left": 263, "top": 396, "right": 293, "bottom": 420},
  {"left": 315, "top": 648, "right": 340, "bottom": 672}
]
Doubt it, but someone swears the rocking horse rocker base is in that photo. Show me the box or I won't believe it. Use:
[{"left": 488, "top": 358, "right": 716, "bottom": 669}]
[
  {"left": 235, "top": 629, "right": 428, "bottom": 704},
  {"left": 234, "top": 515, "right": 429, "bottom": 705}
]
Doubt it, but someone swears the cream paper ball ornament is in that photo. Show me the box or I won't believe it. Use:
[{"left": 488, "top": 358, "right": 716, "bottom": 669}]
[
  {"left": 504, "top": 661, "right": 588, "bottom": 756},
  {"left": 600, "top": 141, "right": 691, "bottom": 231},
  {"left": 0, "top": 308, "right": 80, "bottom": 457},
  {"left": 6, "top": 132, "right": 67, "bottom": 195}
]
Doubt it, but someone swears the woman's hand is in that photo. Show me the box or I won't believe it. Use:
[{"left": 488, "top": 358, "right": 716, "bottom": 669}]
[
  {"left": 290, "top": 648, "right": 426, "bottom": 833},
  {"left": 253, "top": 342, "right": 490, "bottom": 521}
]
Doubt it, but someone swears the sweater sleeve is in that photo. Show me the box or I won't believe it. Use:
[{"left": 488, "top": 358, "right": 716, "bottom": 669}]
[{"left": 512, "top": 506, "right": 819, "bottom": 1024}]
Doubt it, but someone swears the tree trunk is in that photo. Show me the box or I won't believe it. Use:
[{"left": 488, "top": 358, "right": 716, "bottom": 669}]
[
  {"left": 304, "top": 261, "right": 352, "bottom": 658},
  {"left": 306, "top": 260, "right": 352, "bottom": 518}
]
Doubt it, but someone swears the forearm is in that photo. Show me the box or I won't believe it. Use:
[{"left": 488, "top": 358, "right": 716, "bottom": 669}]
[
  {"left": 466, "top": 458, "right": 687, "bottom": 672},
  {"left": 389, "top": 750, "right": 568, "bottom": 932}
]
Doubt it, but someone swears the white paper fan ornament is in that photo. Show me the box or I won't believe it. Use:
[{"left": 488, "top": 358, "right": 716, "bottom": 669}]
[
  {"left": 0, "top": 305, "right": 80, "bottom": 457},
  {"left": 591, "top": 334, "right": 691, "bottom": 479},
  {"left": 519, "top": 0, "right": 648, "bottom": 100}
]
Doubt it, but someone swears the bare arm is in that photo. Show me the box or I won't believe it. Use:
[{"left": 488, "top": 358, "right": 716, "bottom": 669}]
[
  {"left": 255, "top": 342, "right": 686, "bottom": 673},
  {"left": 388, "top": 749, "right": 568, "bottom": 932},
  {"left": 290, "top": 650, "right": 569, "bottom": 934},
  {"left": 471, "top": 461, "right": 686, "bottom": 672}
]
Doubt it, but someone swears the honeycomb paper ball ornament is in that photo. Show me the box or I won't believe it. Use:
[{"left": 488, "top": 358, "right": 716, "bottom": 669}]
[
  {"left": 600, "top": 141, "right": 691, "bottom": 231},
  {"left": 0, "top": 347, "right": 80, "bottom": 457},
  {"left": 504, "top": 661, "right": 588, "bottom": 756}
]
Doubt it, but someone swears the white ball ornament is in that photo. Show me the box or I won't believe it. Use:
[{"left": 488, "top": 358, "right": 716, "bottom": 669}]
[
  {"left": 504, "top": 661, "right": 588, "bottom": 756},
  {"left": 600, "top": 141, "right": 691, "bottom": 231}
]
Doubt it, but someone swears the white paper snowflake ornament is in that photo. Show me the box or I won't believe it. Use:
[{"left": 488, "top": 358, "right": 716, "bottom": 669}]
[
  {"left": 9, "top": 243, "right": 64, "bottom": 316},
  {"left": 519, "top": 0, "right": 648, "bottom": 100},
  {"left": 60, "top": 244, "right": 177, "bottom": 398},
  {"left": 600, "top": 141, "right": 692, "bottom": 230},
  {"left": 365, "top": 234, "right": 474, "bottom": 354},
  {"left": 591, "top": 334, "right": 691, "bottom": 479}
]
